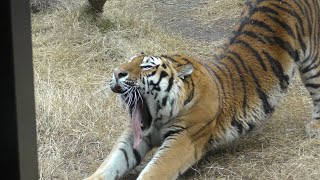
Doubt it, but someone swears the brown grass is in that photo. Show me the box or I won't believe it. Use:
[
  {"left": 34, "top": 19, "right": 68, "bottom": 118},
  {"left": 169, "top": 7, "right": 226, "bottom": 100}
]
[{"left": 32, "top": 0, "right": 320, "bottom": 179}]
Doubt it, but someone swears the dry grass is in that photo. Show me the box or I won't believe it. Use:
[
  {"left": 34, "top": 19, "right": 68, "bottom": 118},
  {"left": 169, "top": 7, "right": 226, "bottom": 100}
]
[
  {"left": 192, "top": 0, "right": 242, "bottom": 22},
  {"left": 32, "top": 0, "right": 320, "bottom": 180}
]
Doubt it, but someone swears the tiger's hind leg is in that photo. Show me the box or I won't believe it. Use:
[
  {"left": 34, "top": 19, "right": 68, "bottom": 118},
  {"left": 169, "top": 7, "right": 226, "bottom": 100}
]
[{"left": 299, "top": 56, "right": 320, "bottom": 138}]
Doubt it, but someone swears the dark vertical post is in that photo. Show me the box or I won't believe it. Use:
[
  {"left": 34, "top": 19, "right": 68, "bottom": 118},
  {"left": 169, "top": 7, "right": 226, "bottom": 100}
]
[{"left": 1, "top": 0, "right": 39, "bottom": 179}]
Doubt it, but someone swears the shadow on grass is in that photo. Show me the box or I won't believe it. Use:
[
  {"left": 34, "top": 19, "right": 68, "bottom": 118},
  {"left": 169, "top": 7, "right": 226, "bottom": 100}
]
[{"left": 79, "top": 3, "right": 116, "bottom": 33}]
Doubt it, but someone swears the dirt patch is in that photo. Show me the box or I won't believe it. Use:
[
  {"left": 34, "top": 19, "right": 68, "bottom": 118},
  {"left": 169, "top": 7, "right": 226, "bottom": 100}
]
[{"left": 150, "top": 0, "right": 241, "bottom": 43}]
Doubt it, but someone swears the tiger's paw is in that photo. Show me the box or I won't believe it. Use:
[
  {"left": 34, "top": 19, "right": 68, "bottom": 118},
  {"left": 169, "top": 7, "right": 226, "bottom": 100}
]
[{"left": 305, "top": 120, "right": 320, "bottom": 138}]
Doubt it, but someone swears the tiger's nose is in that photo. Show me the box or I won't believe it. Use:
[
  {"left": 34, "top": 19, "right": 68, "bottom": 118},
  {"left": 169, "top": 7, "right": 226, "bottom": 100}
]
[{"left": 113, "top": 67, "right": 128, "bottom": 80}]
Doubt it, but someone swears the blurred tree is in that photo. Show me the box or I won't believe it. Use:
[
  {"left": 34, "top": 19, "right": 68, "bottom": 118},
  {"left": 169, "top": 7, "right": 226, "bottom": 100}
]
[{"left": 88, "top": 0, "right": 107, "bottom": 12}]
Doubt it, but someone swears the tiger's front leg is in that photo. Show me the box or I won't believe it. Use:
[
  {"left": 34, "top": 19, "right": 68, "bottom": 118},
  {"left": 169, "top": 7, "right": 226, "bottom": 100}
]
[
  {"left": 85, "top": 127, "right": 152, "bottom": 180},
  {"left": 137, "top": 131, "right": 210, "bottom": 180}
]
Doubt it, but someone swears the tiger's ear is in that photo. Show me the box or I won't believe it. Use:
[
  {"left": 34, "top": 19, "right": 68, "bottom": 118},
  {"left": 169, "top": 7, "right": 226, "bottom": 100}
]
[{"left": 176, "top": 63, "right": 193, "bottom": 79}]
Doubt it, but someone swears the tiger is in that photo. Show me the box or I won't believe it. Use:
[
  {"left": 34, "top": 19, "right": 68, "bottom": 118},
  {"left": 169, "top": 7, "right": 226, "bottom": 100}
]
[{"left": 85, "top": 0, "right": 320, "bottom": 179}]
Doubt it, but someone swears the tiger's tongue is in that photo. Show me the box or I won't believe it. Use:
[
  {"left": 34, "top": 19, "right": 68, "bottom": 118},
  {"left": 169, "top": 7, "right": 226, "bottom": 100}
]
[{"left": 132, "top": 106, "right": 143, "bottom": 149}]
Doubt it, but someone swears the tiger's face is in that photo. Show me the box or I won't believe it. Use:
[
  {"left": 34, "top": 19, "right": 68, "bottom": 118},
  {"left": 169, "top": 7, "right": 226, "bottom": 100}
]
[
  {"left": 110, "top": 54, "right": 193, "bottom": 101},
  {"left": 110, "top": 54, "right": 194, "bottom": 148},
  {"left": 110, "top": 54, "right": 170, "bottom": 95}
]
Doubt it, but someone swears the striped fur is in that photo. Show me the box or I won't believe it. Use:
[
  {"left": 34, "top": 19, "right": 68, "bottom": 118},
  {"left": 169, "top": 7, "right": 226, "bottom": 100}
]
[{"left": 86, "top": 0, "right": 320, "bottom": 179}]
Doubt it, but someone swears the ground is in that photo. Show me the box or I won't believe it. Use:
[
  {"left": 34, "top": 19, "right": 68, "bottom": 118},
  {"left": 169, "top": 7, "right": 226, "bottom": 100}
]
[{"left": 32, "top": 0, "right": 320, "bottom": 179}]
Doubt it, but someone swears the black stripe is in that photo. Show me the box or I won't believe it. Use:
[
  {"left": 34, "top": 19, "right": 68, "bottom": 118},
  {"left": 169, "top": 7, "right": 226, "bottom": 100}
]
[
  {"left": 266, "top": 14, "right": 295, "bottom": 39},
  {"left": 249, "top": 68, "right": 274, "bottom": 114},
  {"left": 236, "top": 18, "right": 276, "bottom": 36},
  {"left": 201, "top": 61, "right": 226, "bottom": 98},
  {"left": 155, "top": 101, "right": 161, "bottom": 113},
  {"left": 274, "top": 0, "right": 293, "bottom": 8},
  {"left": 302, "top": 0, "right": 313, "bottom": 36},
  {"left": 170, "top": 99, "right": 174, "bottom": 117},
  {"left": 181, "top": 57, "right": 191, "bottom": 63},
  {"left": 119, "top": 148, "right": 129, "bottom": 168},
  {"left": 233, "top": 39, "right": 267, "bottom": 70},
  {"left": 296, "top": 24, "right": 306, "bottom": 53},
  {"left": 158, "top": 145, "right": 170, "bottom": 151},
  {"left": 231, "top": 117, "right": 243, "bottom": 134},
  {"left": 191, "top": 119, "right": 214, "bottom": 142},
  {"left": 149, "top": 71, "right": 156, "bottom": 77},
  {"left": 270, "top": 2, "right": 305, "bottom": 35},
  {"left": 236, "top": 17, "right": 250, "bottom": 34},
  {"left": 226, "top": 56, "right": 247, "bottom": 117},
  {"left": 212, "top": 62, "right": 227, "bottom": 76},
  {"left": 163, "top": 128, "right": 184, "bottom": 140},
  {"left": 310, "top": 1, "right": 319, "bottom": 64},
  {"left": 262, "top": 35, "right": 298, "bottom": 61},
  {"left": 159, "top": 71, "right": 168, "bottom": 79},
  {"left": 301, "top": 59, "right": 320, "bottom": 74},
  {"left": 305, "top": 83, "right": 320, "bottom": 89},
  {"left": 292, "top": 0, "right": 314, "bottom": 58},
  {"left": 240, "top": 30, "right": 267, "bottom": 44},
  {"left": 291, "top": 0, "right": 305, "bottom": 19},
  {"left": 166, "top": 74, "right": 174, "bottom": 92},
  {"left": 229, "top": 51, "right": 249, "bottom": 72},
  {"left": 262, "top": 51, "right": 289, "bottom": 91},
  {"left": 310, "top": 92, "right": 316, "bottom": 96},
  {"left": 162, "top": 96, "right": 168, "bottom": 106},
  {"left": 184, "top": 77, "right": 194, "bottom": 105},
  {"left": 248, "top": 19, "right": 277, "bottom": 33},
  {"left": 219, "top": 61, "right": 236, "bottom": 94},
  {"left": 133, "top": 149, "right": 141, "bottom": 165},
  {"left": 254, "top": 6, "right": 279, "bottom": 16},
  {"left": 313, "top": 99, "right": 320, "bottom": 104},
  {"left": 306, "top": 71, "right": 320, "bottom": 80}
]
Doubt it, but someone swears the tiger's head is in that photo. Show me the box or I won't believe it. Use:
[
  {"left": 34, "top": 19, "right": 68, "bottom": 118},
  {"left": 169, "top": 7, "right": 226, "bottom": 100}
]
[{"left": 110, "top": 53, "right": 194, "bottom": 148}]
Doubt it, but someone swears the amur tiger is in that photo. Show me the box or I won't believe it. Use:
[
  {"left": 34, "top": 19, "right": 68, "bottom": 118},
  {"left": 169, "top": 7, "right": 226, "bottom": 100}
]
[{"left": 85, "top": 0, "right": 320, "bottom": 179}]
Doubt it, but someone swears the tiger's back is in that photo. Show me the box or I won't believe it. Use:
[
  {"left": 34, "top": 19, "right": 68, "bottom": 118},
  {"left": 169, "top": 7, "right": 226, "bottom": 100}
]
[
  {"left": 208, "top": 0, "right": 320, "bottom": 141},
  {"left": 86, "top": 0, "right": 320, "bottom": 179}
]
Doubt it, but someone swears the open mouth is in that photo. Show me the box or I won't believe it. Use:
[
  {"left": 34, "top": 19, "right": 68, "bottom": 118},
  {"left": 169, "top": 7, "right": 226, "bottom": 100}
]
[
  {"left": 110, "top": 80, "right": 152, "bottom": 149},
  {"left": 124, "top": 88, "right": 152, "bottom": 149},
  {"left": 120, "top": 87, "right": 151, "bottom": 130}
]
